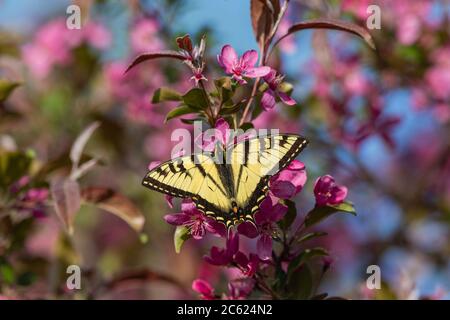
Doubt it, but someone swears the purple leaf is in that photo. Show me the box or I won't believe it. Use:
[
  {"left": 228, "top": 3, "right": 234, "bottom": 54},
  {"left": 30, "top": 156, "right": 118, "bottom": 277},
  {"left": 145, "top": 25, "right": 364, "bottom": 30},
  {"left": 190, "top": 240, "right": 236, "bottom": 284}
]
[
  {"left": 272, "top": 18, "right": 376, "bottom": 52},
  {"left": 70, "top": 121, "right": 100, "bottom": 174},
  {"left": 125, "top": 51, "right": 188, "bottom": 73},
  {"left": 50, "top": 179, "right": 81, "bottom": 235},
  {"left": 81, "top": 187, "right": 145, "bottom": 232},
  {"left": 250, "top": 0, "right": 280, "bottom": 44}
]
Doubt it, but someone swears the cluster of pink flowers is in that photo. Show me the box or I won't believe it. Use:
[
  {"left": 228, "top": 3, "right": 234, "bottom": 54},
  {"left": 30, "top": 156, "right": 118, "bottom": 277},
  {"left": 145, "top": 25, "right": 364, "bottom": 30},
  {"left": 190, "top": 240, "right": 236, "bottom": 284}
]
[
  {"left": 105, "top": 18, "right": 189, "bottom": 127},
  {"left": 10, "top": 176, "right": 49, "bottom": 218},
  {"left": 136, "top": 42, "right": 351, "bottom": 299},
  {"left": 340, "top": 0, "right": 450, "bottom": 123},
  {"left": 22, "top": 18, "right": 110, "bottom": 79}
]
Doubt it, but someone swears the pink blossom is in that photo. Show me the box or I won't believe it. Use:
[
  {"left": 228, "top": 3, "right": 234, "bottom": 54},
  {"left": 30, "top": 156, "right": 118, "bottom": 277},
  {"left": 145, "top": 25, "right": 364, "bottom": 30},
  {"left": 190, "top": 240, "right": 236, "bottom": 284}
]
[
  {"left": 22, "top": 18, "right": 110, "bottom": 79},
  {"left": 238, "top": 196, "right": 287, "bottom": 260},
  {"left": 84, "top": 22, "right": 111, "bottom": 49},
  {"left": 164, "top": 199, "right": 223, "bottom": 239},
  {"left": 130, "top": 19, "right": 163, "bottom": 53},
  {"left": 234, "top": 252, "right": 260, "bottom": 277},
  {"left": 190, "top": 68, "right": 207, "bottom": 85},
  {"left": 217, "top": 45, "right": 270, "bottom": 84},
  {"left": 261, "top": 69, "right": 296, "bottom": 110},
  {"left": 192, "top": 279, "right": 216, "bottom": 300},
  {"left": 226, "top": 279, "right": 254, "bottom": 299},
  {"left": 204, "top": 231, "right": 239, "bottom": 265},
  {"left": 313, "top": 175, "right": 348, "bottom": 207},
  {"left": 425, "top": 66, "right": 450, "bottom": 100},
  {"left": 341, "top": 0, "right": 372, "bottom": 19},
  {"left": 23, "top": 188, "right": 49, "bottom": 203},
  {"left": 269, "top": 160, "right": 307, "bottom": 199},
  {"left": 195, "top": 118, "right": 230, "bottom": 152},
  {"left": 195, "top": 118, "right": 254, "bottom": 152},
  {"left": 397, "top": 15, "right": 421, "bottom": 45},
  {"left": 10, "top": 175, "right": 31, "bottom": 193}
]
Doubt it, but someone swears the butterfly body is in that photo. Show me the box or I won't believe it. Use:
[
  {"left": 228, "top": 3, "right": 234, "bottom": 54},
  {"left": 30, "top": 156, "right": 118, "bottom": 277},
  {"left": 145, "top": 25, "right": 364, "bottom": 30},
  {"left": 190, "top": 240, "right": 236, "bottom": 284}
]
[{"left": 142, "top": 134, "right": 308, "bottom": 229}]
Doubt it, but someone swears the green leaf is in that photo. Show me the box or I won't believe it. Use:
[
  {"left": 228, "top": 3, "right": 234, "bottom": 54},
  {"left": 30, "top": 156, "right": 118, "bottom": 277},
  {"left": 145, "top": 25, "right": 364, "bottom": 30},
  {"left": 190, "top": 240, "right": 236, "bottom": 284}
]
[
  {"left": 152, "top": 87, "right": 182, "bottom": 103},
  {"left": 17, "top": 271, "right": 37, "bottom": 286},
  {"left": 165, "top": 105, "right": 198, "bottom": 123},
  {"left": 174, "top": 226, "right": 191, "bottom": 254},
  {"left": 180, "top": 118, "right": 203, "bottom": 125},
  {"left": 297, "top": 232, "right": 328, "bottom": 244},
  {"left": 278, "top": 199, "right": 297, "bottom": 230},
  {"left": 287, "top": 264, "right": 313, "bottom": 300},
  {"left": 182, "top": 88, "right": 209, "bottom": 110},
  {"left": 0, "top": 80, "right": 20, "bottom": 102},
  {"left": 0, "top": 151, "right": 33, "bottom": 190},
  {"left": 304, "top": 201, "right": 356, "bottom": 228},
  {"left": 219, "top": 102, "right": 244, "bottom": 115},
  {"left": 287, "top": 247, "right": 328, "bottom": 278},
  {"left": 214, "top": 77, "right": 234, "bottom": 103},
  {"left": 0, "top": 263, "right": 15, "bottom": 284},
  {"left": 240, "top": 122, "right": 254, "bottom": 131}
]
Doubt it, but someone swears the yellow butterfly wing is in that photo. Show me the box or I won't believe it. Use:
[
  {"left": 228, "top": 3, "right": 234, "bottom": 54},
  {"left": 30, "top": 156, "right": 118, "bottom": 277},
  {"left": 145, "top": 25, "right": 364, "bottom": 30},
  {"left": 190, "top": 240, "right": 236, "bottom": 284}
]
[
  {"left": 142, "top": 154, "right": 233, "bottom": 223},
  {"left": 229, "top": 134, "right": 308, "bottom": 218}
]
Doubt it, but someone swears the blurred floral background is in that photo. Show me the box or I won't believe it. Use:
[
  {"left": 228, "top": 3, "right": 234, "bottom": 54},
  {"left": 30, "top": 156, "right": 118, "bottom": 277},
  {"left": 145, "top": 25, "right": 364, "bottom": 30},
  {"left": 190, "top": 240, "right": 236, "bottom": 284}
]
[{"left": 0, "top": 0, "right": 449, "bottom": 299}]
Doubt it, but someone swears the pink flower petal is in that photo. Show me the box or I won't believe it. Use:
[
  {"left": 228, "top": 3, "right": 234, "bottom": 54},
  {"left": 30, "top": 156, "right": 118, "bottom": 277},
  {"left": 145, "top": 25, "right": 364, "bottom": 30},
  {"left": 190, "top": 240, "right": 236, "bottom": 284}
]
[
  {"left": 226, "top": 231, "right": 239, "bottom": 255},
  {"left": 163, "top": 213, "right": 191, "bottom": 225},
  {"left": 257, "top": 234, "right": 273, "bottom": 260},
  {"left": 181, "top": 199, "right": 198, "bottom": 215},
  {"left": 240, "top": 49, "right": 258, "bottom": 68},
  {"left": 270, "top": 180, "right": 296, "bottom": 199},
  {"left": 234, "top": 251, "right": 249, "bottom": 268},
  {"left": 263, "top": 68, "right": 277, "bottom": 84},
  {"left": 192, "top": 279, "right": 215, "bottom": 299},
  {"left": 148, "top": 161, "right": 161, "bottom": 171},
  {"left": 214, "top": 118, "right": 230, "bottom": 145},
  {"left": 278, "top": 91, "right": 296, "bottom": 106},
  {"left": 261, "top": 90, "right": 276, "bottom": 111},
  {"left": 237, "top": 221, "right": 259, "bottom": 238},
  {"left": 244, "top": 66, "right": 271, "bottom": 78},
  {"left": 270, "top": 203, "right": 288, "bottom": 222},
  {"left": 165, "top": 195, "right": 174, "bottom": 208},
  {"left": 218, "top": 45, "right": 238, "bottom": 73}
]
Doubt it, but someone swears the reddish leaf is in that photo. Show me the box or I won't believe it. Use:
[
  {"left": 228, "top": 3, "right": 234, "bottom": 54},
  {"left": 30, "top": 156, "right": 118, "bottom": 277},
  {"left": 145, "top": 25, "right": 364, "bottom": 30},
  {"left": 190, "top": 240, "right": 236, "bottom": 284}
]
[
  {"left": 50, "top": 179, "right": 81, "bottom": 235},
  {"left": 250, "top": 0, "right": 280, "bottom": 44},
  {"left": 70, "top": 121, "right": 100, "bottom": 175},
  {"left": 272, "top": 18, "right": 376, "bottom": 51},
  {"left": 125, "top": 51, "right": 188, "bottom": 73},
  {"left": 81, "top": 187, "right": 145, "bottom": 232}
]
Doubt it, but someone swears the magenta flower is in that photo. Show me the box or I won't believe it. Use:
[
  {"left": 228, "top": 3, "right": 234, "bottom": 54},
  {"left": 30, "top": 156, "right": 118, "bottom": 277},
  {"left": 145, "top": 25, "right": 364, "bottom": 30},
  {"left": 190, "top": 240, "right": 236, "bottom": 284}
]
[
  {"left": 164, "top": 200, "right": 224, "bottom": 239},
  {"left": 204, "top": 231, "right": 239, "bottom": 265},
  {"left": 130, "top": 18, "right": 163, "bottom": 53},
  {"left": 261, "top": 69, "right": 296, "bottom": 110},
  {"left": 226, "top": 279, "right": 255, "bottom": 300},
  {"left": 192, "top": 279, "right": 216, "bottom": 300},
  {"left": 313, "top": 175, "right": 348, "bottom": 207},
  {"left": 190, "top": 68, "right": 208, "bottom": 85},
  {"left": 217, "top": 45, "right": 270, "bottom": 84},
  {"left": 238, "top": 196, "right": 287, "bottom": 260},
  {"left": 195, "top": 118, "right": 254, "bottom": 152},
  {"left": 235, "top": 252, "right": 260, "bottom": 277},
  {"left": 269, "top": 160, "right": 307, "bottom": 199}
]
